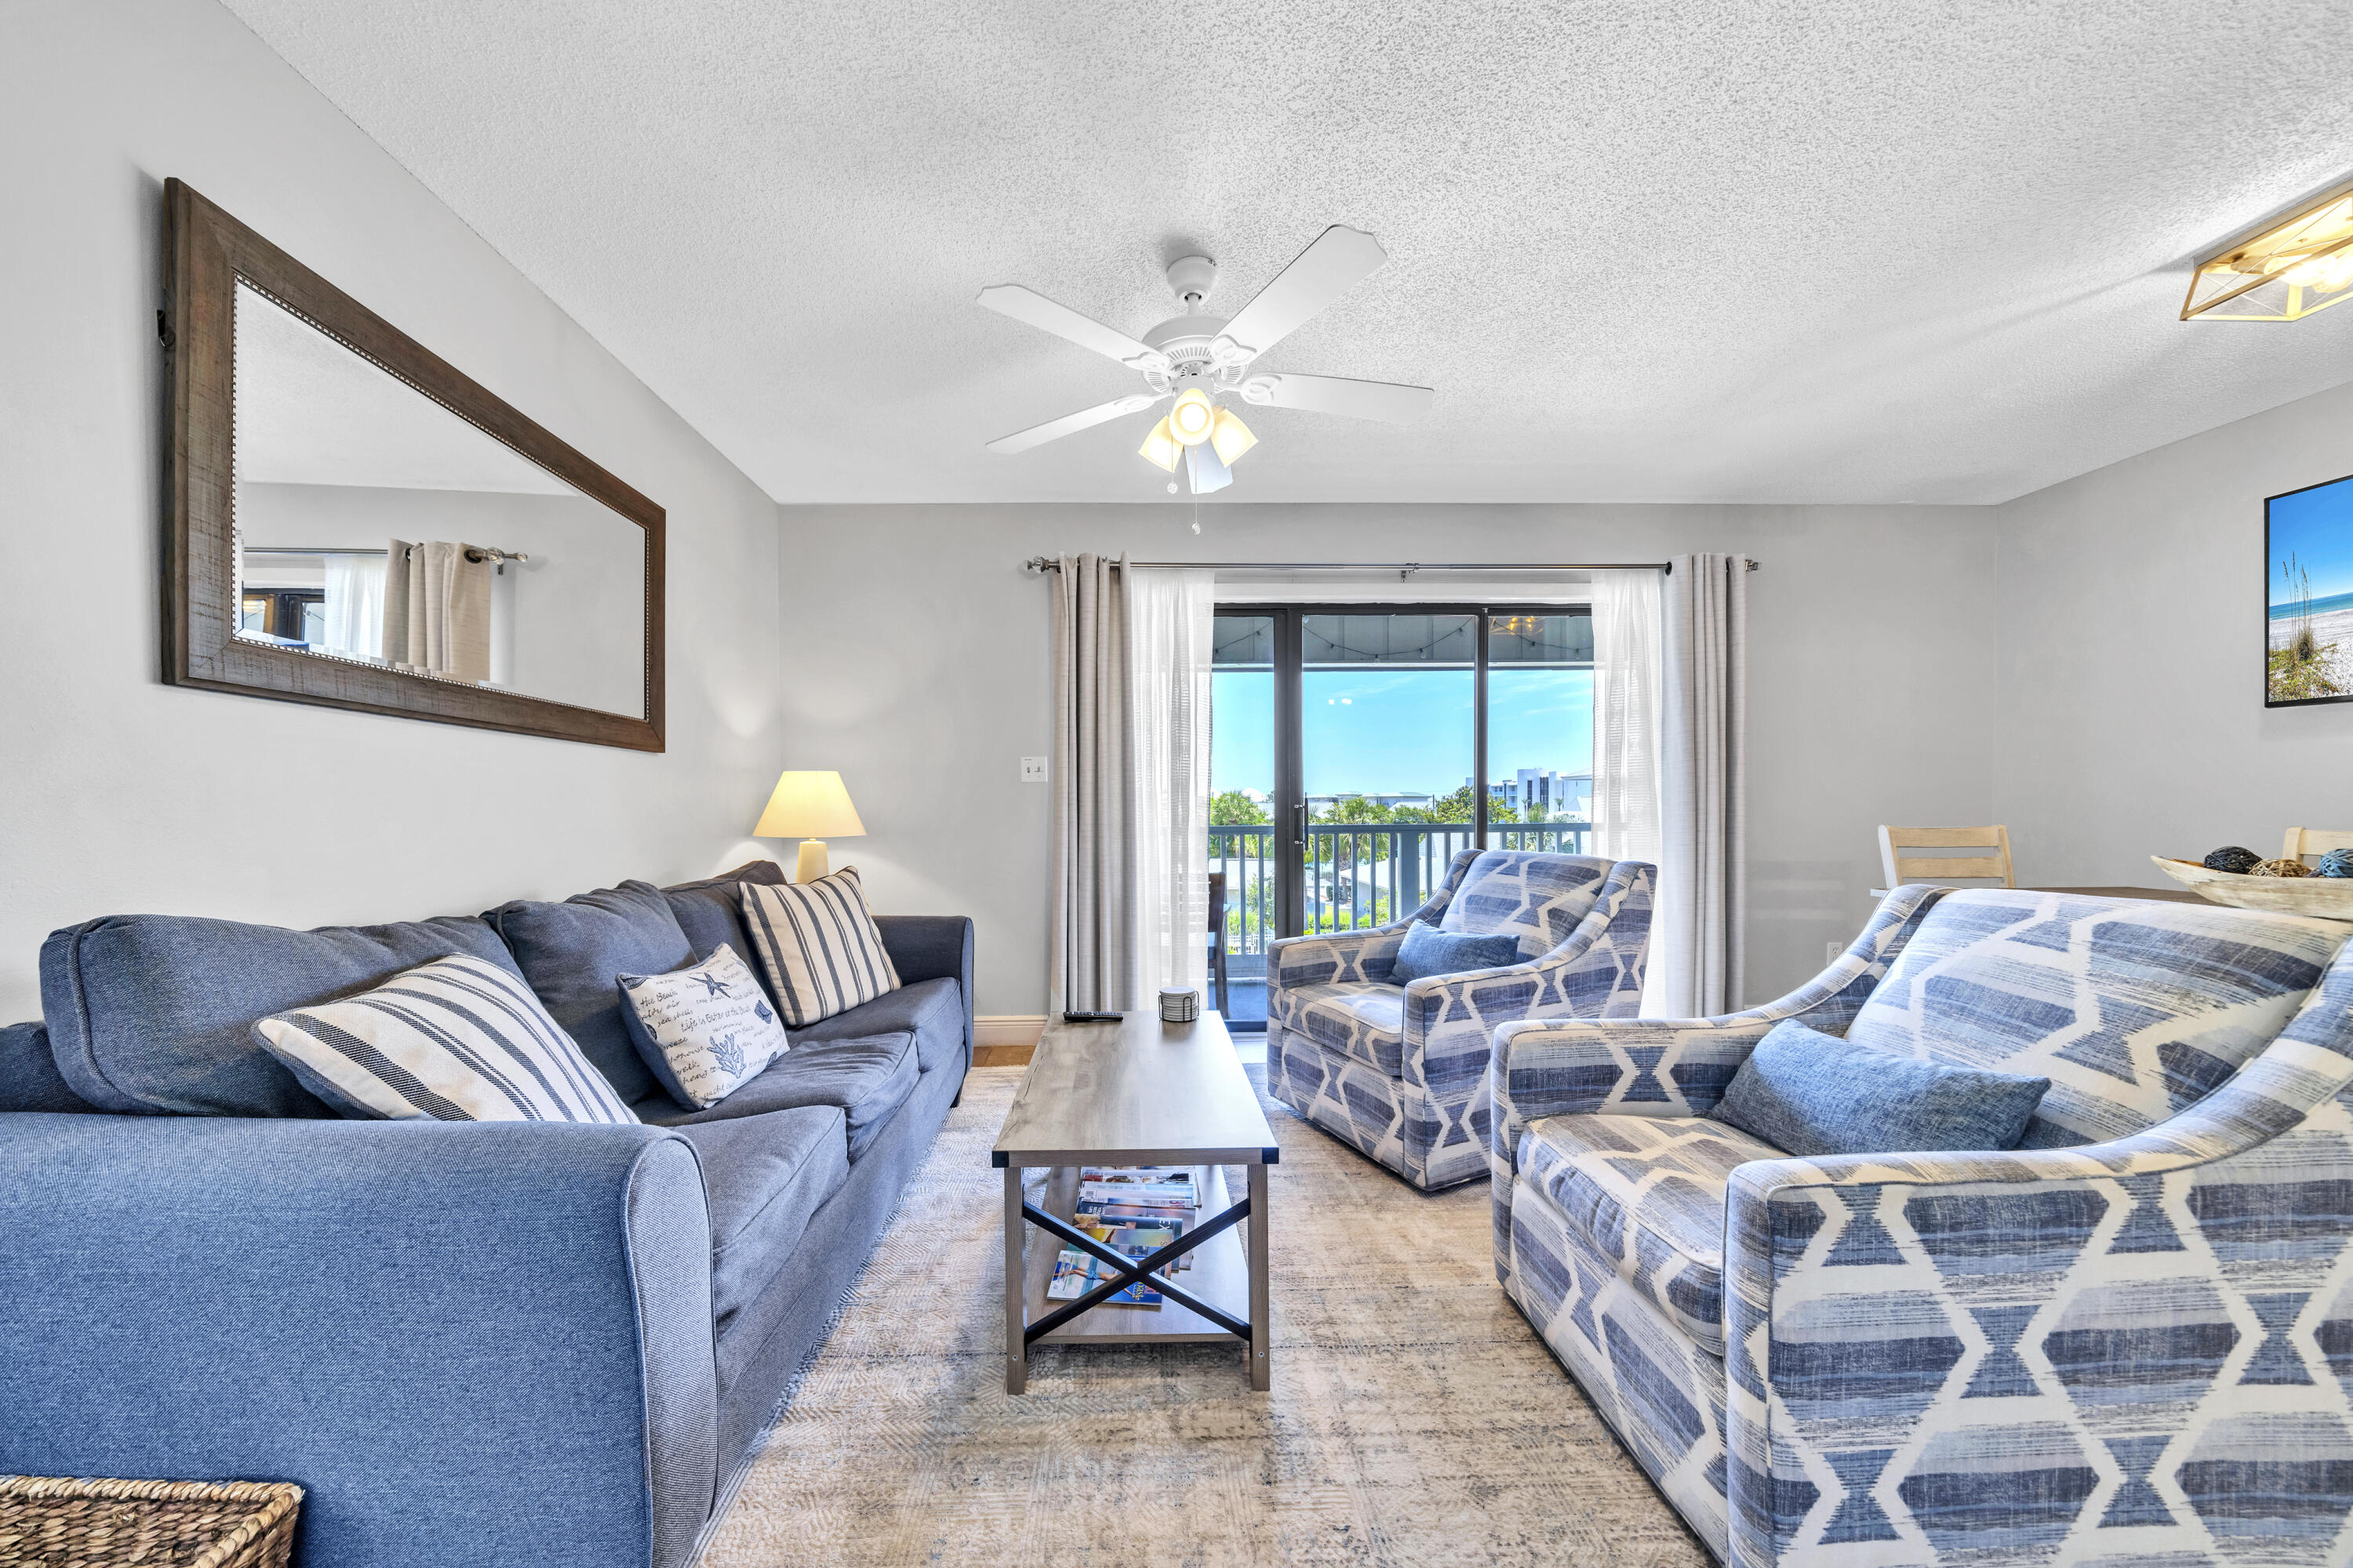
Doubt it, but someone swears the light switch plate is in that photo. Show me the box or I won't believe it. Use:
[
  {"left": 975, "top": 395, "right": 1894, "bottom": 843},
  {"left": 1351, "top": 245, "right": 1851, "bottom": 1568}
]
[{"left": 1020, "top": 756, "right": 1048, "bottom": 783}]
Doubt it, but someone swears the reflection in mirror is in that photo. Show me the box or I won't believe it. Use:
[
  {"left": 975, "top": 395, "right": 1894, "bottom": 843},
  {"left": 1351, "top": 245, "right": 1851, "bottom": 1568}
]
[{"left": 231, "top": 282, "right": 647, "bottom": 717}]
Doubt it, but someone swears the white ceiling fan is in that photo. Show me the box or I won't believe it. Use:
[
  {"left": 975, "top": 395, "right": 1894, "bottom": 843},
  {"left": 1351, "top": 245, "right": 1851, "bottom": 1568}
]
[{"left": 977, "top": 225, "right": 1435, "bottom": 493}]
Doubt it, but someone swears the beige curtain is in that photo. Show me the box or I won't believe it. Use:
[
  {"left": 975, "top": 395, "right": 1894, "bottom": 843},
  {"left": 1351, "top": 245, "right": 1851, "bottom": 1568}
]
[
  {"left": 1657, "top": 553, "right": 1749, "bottom": 1016},
  {"left": 380, "top": 539, "right": 493, "bottom": 682},
  {"left": 1049, "top": 554, "right": 1134, "bottom": 1013}
]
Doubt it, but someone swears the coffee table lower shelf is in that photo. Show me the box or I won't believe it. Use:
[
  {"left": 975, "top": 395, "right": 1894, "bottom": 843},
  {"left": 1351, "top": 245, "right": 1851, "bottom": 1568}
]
[
  {"left": 1020, "top": 1166, "right": 1245, "bottom": 1344},
  {"left": 1001, "top": 1162, "right": 1269, "bottom": 1392}
]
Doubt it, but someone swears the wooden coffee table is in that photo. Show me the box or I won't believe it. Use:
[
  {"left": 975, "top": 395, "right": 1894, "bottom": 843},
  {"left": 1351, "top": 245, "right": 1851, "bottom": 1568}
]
[{"left": 991, "top": 1010, "right": 1278, "bottom": 1393}]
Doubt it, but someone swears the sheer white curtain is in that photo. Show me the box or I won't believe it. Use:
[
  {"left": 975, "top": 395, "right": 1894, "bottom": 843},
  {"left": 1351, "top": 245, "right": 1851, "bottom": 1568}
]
[
  {"left": 1658, "top": 554, "right": 1748, "bottom": 1017},
  {"left": 1591, "top": 569, "right": 1662, "bottom": 870},
  {"left": 1049, "top": 554, "right": 1134, "bottom": 1014},
  {"left": 321, "top": 553, "right": 386, "bottom": 660},
  {"left": 1130, "top": 568, "right": 1216, "bottom": 1000}
]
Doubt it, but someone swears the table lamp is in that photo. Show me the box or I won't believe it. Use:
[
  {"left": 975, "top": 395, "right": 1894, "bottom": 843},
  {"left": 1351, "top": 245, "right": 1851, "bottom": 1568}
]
[{"left": 753, "top": 770, "right": 866, "bottom": 883}]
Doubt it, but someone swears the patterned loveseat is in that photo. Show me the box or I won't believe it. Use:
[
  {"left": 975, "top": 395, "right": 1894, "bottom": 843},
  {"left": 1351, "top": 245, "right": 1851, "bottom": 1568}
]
[
  {"left": 1268, "top": 849, "right": 1653, "bottom": 1191},
  {"left": 1490, "top": 884, "right": 2353, "bottom": 1565}
]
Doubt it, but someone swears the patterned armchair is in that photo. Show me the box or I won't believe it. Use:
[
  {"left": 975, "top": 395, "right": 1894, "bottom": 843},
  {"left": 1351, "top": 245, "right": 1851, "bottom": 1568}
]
[
  {"left": 1489, "top": 885, "right": 2353, "bottom": 1566},
  {"left": 1267, "top": 849, "right": 1653, "bottom": 1191}
]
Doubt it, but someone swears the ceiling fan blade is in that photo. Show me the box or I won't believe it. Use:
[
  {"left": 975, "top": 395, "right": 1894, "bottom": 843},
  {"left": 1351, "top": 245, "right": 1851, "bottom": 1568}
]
[
  {"left": 1215, "top": 226, "right": 1390, "bottom": 361},
  {"left": 1238, "top": 373, "right": 1433, "bottom": 424},
  {"left": 985, "top": 394, "right": 1164, "bottom": 454},
  {"left": 977, "top": 285, "right": 1170, "bottom": 373}
]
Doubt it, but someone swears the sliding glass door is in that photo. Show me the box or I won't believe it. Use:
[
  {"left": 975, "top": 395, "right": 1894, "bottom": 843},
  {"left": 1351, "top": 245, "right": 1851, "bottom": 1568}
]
[
  {"left": 1300, "top": 613, "right": 1477, "bottom": 937},
  {"left": 1209, "top": 602, "right": 1593, "bottom": 1028}
]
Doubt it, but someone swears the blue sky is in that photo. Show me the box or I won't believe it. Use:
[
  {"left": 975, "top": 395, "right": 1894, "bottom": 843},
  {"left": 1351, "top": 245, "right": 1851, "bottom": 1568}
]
[
  {"left": 2271, "top": 475, "right": 2353, "bottom": 609},
  {"left": 1212, "top": 669, "right": 1595, "bottom": 796}
]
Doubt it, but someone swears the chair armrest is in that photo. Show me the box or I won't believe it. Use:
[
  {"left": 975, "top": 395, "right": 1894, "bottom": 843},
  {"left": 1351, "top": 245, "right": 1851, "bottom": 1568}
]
[
  {"left": 875, "top": 915, "right": 974, "bottom": 1061},
  {"left": 1486, "top": 884, "right": 1950, "bottom": 1285},
  {"left": 1397, "top": 860, "right": 1657, "bottom": 1087},
  {"left": 0, "top": 1114, "right": 717, "bottom": 1568},
  {"left": 1719, "top": 997, "right": 2353, "bottom": 1566},
  {"left": 1269, "top": 923, "right": 1417, "bottom": 988}
]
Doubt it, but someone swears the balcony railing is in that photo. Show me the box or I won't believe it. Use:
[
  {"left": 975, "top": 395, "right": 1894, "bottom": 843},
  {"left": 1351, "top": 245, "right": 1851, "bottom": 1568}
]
[{"left": 1208, "top": 820, "right": 1592, "bottom": 957}]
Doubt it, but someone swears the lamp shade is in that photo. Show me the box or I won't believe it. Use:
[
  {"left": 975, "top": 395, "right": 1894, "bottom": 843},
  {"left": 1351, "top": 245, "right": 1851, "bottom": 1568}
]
[{"left": 753, "top": 771, "right": 867, "bottom": 839}]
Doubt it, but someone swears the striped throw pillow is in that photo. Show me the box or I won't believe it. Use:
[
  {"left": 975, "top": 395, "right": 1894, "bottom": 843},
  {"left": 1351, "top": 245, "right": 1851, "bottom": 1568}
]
[
  {"left": 252, "top": 953, "right": 637, "bottom": 1123},
  {"left": 739, "top": 868, "right": 902, "bottom": 1028}
]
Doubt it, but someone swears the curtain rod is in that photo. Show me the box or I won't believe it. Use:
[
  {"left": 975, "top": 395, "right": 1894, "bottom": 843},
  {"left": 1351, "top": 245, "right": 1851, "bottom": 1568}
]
[
  {"left": 1021, "top": 558, "right": 1758, "bottom": 575},
  {"left": 245, "top": 544, "right": 532, "bottom": 564}
]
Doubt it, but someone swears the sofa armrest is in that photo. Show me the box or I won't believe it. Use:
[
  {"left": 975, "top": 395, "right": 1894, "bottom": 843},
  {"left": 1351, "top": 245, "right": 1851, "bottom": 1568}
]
[
  {"left": 875, "top": 915, "right": 974, "bottom": 1062},
  {"left": 1718, "top": 997, "right": 2353, "bottom": 1566},
  {"left": 0, "top": 1114, "right": 717, "bottom": 1568}
]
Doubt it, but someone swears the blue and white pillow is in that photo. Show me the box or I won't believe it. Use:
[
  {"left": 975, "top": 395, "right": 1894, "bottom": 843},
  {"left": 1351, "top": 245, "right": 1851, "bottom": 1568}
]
[
  {"left": 740, "top": 868, "right": 901, "bottom": 1028},
  {"left": 252, "top": 953, "right": 636, "bottom": 1123},
  {"left": 617, "top": 943, "right": 788, "bottom": 1108}
]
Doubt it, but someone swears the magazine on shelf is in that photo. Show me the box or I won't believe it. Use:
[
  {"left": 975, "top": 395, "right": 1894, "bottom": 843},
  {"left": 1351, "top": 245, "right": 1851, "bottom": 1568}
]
[
  {"left": 1077, "top": 1202, "right": 1192, "bottom": 1268},
  {"left": 1043, "top": 1237, "right": 1168, "bottom": 1306}
]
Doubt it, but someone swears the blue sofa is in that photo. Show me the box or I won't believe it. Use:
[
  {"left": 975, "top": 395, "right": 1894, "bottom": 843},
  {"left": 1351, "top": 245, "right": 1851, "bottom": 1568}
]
[{"left": 0, "top": 860, "right": 971, "bottom": 1568}]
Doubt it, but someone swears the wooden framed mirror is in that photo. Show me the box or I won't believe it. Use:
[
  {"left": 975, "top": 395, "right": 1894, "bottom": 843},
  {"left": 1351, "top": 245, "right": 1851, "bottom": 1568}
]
[{"left": 163, "top": 179, "right": 664, "bottom": 751}]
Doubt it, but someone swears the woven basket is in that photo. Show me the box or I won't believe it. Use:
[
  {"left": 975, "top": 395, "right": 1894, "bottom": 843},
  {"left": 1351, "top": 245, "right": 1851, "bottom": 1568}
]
[{"left": 0, "top": 1475, "right": 300, "bottom": 1568}]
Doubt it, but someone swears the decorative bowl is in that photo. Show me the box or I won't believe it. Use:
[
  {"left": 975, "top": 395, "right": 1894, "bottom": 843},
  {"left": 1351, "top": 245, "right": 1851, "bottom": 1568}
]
[{"left": 2152, "top": 856, "right": 2353, "bottom": 919}]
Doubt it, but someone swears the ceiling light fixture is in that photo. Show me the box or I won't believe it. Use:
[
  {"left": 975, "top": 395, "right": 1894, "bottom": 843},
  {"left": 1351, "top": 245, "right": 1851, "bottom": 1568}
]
[
  {"left": 2184, "top": 185, "right": 2353, "bottom": 322},
  {"left": 1138, "top": 416, "right": 1180, "bottom": 472},
  {"left": 1169, "top": 387, "right": 1217, "bottom": 445},
  {"left": 1209, "top": 406, "right": 1257, "bottom": 466},
  {"left": 978, "top": 226, "right": 1437, "bottom": 497}
]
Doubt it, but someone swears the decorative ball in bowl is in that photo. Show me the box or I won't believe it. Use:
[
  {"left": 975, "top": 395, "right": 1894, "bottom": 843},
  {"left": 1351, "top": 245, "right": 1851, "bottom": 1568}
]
[{"left": 2153, "top": 853, "right": 2353, "bottom": 919}]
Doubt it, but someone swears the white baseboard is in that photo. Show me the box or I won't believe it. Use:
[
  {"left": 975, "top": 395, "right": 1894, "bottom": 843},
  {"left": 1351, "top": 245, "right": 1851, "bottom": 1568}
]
[{"left": 973, "top": 1014, "right": 1047, "bottom": 1050}]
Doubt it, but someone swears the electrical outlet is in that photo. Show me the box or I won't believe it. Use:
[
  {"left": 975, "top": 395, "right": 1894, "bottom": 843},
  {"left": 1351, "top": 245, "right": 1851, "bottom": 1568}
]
[
  {"left": 1020, "top": 756, "right": 1048, "bottom": 783},
  {"left": 1827, "top": 939, "right": 1843, "bottom": 965}
]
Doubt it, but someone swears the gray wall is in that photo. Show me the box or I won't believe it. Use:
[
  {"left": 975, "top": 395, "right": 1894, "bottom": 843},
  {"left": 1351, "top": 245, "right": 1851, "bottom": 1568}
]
[
  {"left": 0, "top": 2, "right": 784, "bottom": 1020},
  {"left": 775, "top": 503, "right": 2001, "bottom": 1015},
  {"left": 1995, "top": 377, "right": 2353, "bottom": 884}
]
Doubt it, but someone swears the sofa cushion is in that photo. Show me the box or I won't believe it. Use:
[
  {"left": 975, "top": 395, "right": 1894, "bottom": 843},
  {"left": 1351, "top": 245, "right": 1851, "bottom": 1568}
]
[
  {"left": 739, "top": 870, "right": 901, "bottom": 1028},
  {"left": 39, "top": 911, "right": 523, "bottom": 1117},
  {"left": 664, "top": 861, "right": 789, "bottom": 1013},
  {"left": 618, "top": 944, "right": 789, "bottom": 1109},
  {"left": 1518, "top": 1111, "right": 1789, "bottom": 1357},
  {"left": 0, "top": 1022, "right": 94, "bottom": 1114},
  {"left": 1711, "top": 1018, "right": 2049, "bottom": 1157},
  {"left": 485, "top": 880, "right": 692, "bottom": 1106},
  {"left": 1844, "top": 890, "right": 2348, "bottom": 1148},
  {"left": 669, "top": 1105, "right": 849, "bottom": 1329},
  {"left": 637, "top": 1031, "right": 919, "bottom": 1160},
  {"left": 254, "top": 954, "right": 638, "bottom": 1124},
  {"left": 1271, "top": 980, "right": 1406, "bottom": 1077},
  {"left": 792, "top": 976, "right": 966, "bottom": 1074},
  {"left": 1439, "top": 851, "right": 1611, "bottom": 961}
]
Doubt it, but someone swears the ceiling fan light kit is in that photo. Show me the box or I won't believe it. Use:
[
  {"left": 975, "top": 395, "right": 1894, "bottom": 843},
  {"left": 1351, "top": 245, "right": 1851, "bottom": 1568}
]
[
  {"left": 1169, "top": 386, "right": 1217, "bottom": 444},
  {"left": 2184, "top": 182, "right": 2353, "bottom": 322},
  {"left": 978, "top": 224, "right": 1435, "bottom": 493}
]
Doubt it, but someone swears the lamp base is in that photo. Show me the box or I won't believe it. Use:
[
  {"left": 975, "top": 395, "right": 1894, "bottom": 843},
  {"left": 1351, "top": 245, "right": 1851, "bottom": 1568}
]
[{"left": 794, "top": 839, "right": 830, "bottom": 884}]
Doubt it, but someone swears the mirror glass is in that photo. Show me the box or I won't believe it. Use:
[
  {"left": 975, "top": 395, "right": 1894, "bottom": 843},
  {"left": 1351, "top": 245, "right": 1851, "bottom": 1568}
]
[{"left": 231, "top": 281, "right": 647, "bottom": 718}]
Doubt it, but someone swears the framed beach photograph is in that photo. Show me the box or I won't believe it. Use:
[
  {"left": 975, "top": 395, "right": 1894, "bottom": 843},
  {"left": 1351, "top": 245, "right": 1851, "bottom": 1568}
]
[{"left": 2268, "top": 471, "right": 2353, "bottom": 707}]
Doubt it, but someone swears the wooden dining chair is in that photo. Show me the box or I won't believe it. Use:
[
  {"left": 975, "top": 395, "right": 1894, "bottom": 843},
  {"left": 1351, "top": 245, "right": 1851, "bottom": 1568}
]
[
  {"left": 2283, "top": 827, "right": 2353, "bottom": 868},
  {"left": 1878, "top": 824, "right": 2016, "bottom": 890}
]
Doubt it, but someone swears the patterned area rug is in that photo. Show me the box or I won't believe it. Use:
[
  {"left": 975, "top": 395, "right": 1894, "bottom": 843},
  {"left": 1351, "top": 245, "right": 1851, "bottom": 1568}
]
[{"left": 700, "top": 1066, "right": 1710, "bottom": 1568}]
